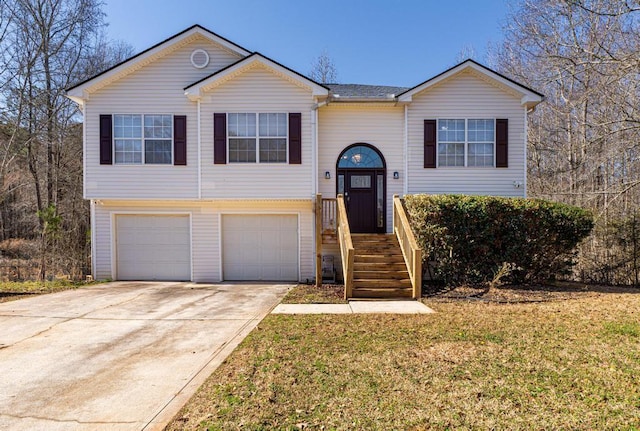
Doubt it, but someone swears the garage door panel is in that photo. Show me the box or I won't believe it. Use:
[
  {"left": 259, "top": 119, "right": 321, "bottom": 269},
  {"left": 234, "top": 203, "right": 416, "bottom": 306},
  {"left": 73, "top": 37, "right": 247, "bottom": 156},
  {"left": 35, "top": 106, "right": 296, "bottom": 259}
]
[
  {"left": 223, "top": 215, "right": 298, "bottom": 281},
  {"left": 116, "top": 215, "right": 191, "bottom": 281}
]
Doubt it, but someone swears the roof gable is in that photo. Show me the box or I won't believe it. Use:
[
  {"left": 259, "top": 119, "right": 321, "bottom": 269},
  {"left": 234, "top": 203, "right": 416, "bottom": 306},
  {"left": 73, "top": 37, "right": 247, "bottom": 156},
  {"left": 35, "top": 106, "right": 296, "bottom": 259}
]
[
  {"left": 66, "top": 25, "right": 250, "bottom": 103},
  {"left": 397, "top": 59, "right": 544, "bottom": 109},
  {"left": 184, "top": 52, "right": 329, "bottom": 100}
]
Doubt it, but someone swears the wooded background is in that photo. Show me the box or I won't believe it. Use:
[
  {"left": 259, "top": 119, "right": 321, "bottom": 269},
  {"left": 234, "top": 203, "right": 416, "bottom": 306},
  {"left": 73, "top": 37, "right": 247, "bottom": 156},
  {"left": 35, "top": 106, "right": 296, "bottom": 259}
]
[
  {"left": 492, "top": 0, "right": 640, "bottom": 285},
  {"left": 0, "top": 0, "right": 638, "bottom": 285}
]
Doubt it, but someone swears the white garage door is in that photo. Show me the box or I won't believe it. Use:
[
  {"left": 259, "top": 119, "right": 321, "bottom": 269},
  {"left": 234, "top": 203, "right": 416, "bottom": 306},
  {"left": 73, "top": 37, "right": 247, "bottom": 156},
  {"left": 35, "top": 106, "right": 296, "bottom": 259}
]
[
  {"left": 223, "top": 215, "right": 298, "bottom": 281},
  {"left": 116, "top": 215, "right": 191, "bottom": 281}
]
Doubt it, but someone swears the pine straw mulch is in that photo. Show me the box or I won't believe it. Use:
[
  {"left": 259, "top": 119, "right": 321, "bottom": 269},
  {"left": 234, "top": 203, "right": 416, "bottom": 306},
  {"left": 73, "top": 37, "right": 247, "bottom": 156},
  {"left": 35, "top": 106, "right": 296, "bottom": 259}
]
[{"left": 425, "top": 281, "right": 639, "bottom": 303}]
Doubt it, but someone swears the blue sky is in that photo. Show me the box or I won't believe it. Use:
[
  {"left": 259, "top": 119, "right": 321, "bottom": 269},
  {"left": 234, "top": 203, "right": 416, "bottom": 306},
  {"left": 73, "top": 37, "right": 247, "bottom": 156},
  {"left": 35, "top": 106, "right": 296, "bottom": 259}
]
[{"left": 103, "top": 0, "right": 510, "bottom": 87}]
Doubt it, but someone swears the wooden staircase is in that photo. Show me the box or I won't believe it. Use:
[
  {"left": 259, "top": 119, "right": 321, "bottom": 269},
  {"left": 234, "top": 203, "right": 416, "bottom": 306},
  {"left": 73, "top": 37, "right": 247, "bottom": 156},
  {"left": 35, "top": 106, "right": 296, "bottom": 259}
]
[{"left": 351, "top": 234, "right": 413, "bottom": 299}]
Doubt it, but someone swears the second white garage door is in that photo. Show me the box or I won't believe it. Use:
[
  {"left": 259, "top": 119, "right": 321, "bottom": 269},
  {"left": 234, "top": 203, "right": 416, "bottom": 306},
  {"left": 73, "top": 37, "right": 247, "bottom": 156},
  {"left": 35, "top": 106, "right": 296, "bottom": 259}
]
[
  {"left": 222, "top": 214, "right": 298, "bottom": 281},
  {"left": 116, "top": 215, "right": 191, "bottom": 281}
]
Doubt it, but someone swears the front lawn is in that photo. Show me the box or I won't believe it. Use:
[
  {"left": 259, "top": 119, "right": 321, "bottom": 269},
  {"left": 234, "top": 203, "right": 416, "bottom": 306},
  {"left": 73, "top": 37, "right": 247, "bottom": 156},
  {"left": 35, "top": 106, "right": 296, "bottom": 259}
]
[
  {"left": 0, "top": 280, "right": 96, "bottom": 303},
  {"left": 280, "top": 283, "right": 347, "bottom": 304},
  {"left": 167, "top": 288, "right": 640, "bottom": 430}
]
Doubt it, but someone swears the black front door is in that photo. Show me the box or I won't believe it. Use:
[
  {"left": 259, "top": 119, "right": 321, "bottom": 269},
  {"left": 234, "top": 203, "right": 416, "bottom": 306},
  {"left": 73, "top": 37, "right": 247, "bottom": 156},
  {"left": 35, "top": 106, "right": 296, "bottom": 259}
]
[{"left": 338, "top": 169, "right": 385, "bottom": 233}]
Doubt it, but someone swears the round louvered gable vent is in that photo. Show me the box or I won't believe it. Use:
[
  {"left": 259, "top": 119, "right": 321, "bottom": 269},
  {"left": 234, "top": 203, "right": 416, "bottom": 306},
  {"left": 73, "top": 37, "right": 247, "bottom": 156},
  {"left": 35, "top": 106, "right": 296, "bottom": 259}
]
[{"left": 190, "top": 49, "right": 209, "bottom": 69}]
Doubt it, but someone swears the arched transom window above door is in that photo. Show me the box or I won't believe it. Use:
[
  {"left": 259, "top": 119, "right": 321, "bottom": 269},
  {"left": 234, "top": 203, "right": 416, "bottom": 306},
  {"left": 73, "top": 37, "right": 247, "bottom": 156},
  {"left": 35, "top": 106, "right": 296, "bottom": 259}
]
[{"left": 337, "top": 145, "right": 385, "bottom": 168}]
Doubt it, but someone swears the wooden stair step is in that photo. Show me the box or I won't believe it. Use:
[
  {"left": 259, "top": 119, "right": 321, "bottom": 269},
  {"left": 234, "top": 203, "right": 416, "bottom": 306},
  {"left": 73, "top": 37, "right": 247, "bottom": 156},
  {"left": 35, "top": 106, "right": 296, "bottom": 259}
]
[
  {"left": 351, "top": 288, "right": 412, "bottom": 298},
  {"left": 354, "top": 254, "right": 405, "bottom": 263},
  {"left": 353, "top": 279, "right": 412, "bottom": 289},
  {"left": 353, "top": 240, "right": 399, "bottom": 245},
  {"left": 353, "top": 270, "right": 409, "bottom": 279},
  {"left": 353, "top": 262, "right": 408, "bottom": 271},
  {"left": 353, "top": 246, "right": 402, "bottom": 254},
  {"left": 351, "top": 233, "right": 396, "bottom": 240}
]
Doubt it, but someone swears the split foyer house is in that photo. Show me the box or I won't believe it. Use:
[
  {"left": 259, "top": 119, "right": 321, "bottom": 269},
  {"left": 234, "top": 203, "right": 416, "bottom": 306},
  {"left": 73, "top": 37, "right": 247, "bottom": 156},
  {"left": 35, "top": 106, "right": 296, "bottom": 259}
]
[{"left": 66, "top": 25, "right": 543, "bottom": 298}]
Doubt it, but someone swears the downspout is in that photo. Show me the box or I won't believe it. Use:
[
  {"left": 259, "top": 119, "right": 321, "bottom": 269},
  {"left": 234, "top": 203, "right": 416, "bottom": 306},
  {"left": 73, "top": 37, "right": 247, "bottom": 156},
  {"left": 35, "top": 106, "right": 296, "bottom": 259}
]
[
  {"left": 90, "top": 199, "right": 96, "bottom": 279},
  {"left": 311, "top": 100, "right": 328, "bottom": 195},
  {"left": 523, "top": 106, "right": 528, "bottom": 198},
  {"left": 311, "top": 106, "right": 317, "bottom": 195},
  {"left": 403, "top": 104, "right": 408, "bottom": 196},
  {"left": 82, "top": 102, "right": 87, "bottom": 199},
  {"left": 197, "top": 99, "right": 202, "bottom": 199}
]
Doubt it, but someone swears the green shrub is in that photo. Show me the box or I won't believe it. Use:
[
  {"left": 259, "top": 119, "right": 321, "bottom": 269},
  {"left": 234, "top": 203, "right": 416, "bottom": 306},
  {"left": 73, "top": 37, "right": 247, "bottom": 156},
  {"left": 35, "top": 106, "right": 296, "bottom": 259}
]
[{"left": 404, "top": 194, "right": 594, "bottom": 285}]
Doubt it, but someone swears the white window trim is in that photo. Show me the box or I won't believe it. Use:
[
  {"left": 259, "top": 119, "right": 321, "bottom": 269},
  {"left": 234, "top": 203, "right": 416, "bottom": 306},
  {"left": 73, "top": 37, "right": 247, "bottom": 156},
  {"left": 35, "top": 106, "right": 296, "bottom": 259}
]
[
  {"left": 113, "top": 114, "right": 174, "bottom": 165},
  {"left": 437, "top": 118, "right": 496, "bottom": 168},
  {"left": 227, "top": 113, "right": 289, "bottom": 164}
]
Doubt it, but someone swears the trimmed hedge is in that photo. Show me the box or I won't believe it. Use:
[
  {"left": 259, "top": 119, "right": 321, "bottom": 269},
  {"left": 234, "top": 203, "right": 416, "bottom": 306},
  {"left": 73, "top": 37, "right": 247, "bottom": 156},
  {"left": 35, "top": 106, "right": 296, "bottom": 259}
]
[{"left": 404, "top": 194, "right": 594, "bottom": 285}]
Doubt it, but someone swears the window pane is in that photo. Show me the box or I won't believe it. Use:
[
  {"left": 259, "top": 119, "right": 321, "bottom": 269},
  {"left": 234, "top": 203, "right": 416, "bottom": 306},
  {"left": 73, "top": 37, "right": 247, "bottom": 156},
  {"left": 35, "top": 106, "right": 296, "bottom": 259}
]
[
  {"left": 438, "top": 119, "right": 465, "bottom": 142},
  {"left": 468, "top": 142, "right": 494, "bottom": 167},
  {"left": 468, "top": 119, "right": 494, "bottom": 142},
  {"left": 259, "top": 113, "right": 287, "bottom": 137},
  {"left": 229, "top": 138, "right": 256, "bottom": 162},
  {"left": 228, "top": 114, "right": 237, "bottom": 137},
  {"left": 377, "top": 174, "right": 384, "bottom": 228},
  {"left": 228, "top": 113, "right": 255, "bottom": 137},
  {"left": 259, "top": 138, "right": 286, "bottom": 163},
  {"left": 438, "top": 142, "right": 464, "bottom": 167},
  {"left": 114, "top": 114, "right": 142, "bottom": 139},
  {"left": 144, "top": 115, "right": 172, "bottom": 139},
  {"left": 337, "top": 145, "right": 384, "bottom": 168},
  {"left": 247, "top": 114, "right": 256, "bottom": 136},
  {"left": 145, "top": 139, "right": 172, "bottom": 164},
  {"left": 114, "top": 138, "right": 142, "bottom": 164},
  {"left": 350, "top": 175, "right": 371, "bottom": 188}
]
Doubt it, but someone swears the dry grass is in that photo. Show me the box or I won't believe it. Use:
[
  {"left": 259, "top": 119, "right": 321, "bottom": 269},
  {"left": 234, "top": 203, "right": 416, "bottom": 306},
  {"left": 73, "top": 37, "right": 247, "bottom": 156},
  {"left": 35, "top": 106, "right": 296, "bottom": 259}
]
[
  {"left": 281, "top": 284, "right": 347, "bottom": 304},
  {"left": 167, "top": 289, "right": 640, "bottom": 430},
  {"left": 0, "top": 280, "right": 96, "bottom": 303}
]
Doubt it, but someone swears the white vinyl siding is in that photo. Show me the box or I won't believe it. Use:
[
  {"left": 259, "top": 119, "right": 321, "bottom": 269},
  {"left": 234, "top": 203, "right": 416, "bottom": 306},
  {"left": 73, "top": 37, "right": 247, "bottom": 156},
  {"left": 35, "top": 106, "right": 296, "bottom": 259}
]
[
  {"left": 84, "top": 39, "right": 242, "bottom": 200},
  {"left": 317, "top": 105, "right": 404, "bottom": 233},
  {"left": 407, "top": 70, "right": 526, "bottom": 197},
  {"left": 200, "top": 65, "right": 314, "bottom": 199},
  {"left": 222, "top": 215, "right": 298, "bottom": 280},
  {"left": 92, "top": 200, "right": 313, "bottom": 282}
]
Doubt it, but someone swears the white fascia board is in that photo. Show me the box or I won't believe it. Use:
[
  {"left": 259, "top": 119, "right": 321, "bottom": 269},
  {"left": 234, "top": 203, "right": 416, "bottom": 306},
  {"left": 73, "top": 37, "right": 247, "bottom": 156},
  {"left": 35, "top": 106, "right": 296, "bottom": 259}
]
[
  {"left": 66, "top": 95, "right": 84, "bottom": 106},
  {"left": 185, "top": 54, "right": 329, "bottom": 100},
  {"left": 521, "top": 94, "right": 544, "bottom": 109},
  {"left": 67, "top": 26, "right": 250, "bottom": 102},
  {"left": 398, "top": 61, "right": 544, "bottom": 107}
]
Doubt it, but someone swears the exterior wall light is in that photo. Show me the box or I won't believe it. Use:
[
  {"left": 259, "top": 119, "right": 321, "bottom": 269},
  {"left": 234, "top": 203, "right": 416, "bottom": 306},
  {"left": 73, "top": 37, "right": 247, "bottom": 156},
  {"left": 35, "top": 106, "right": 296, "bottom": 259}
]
[
  {"left": 393, "top": 171, "right": 400, "bottom": 179},
  {"left": 325, "top": 171, "right": 331, "bottom": 179}
]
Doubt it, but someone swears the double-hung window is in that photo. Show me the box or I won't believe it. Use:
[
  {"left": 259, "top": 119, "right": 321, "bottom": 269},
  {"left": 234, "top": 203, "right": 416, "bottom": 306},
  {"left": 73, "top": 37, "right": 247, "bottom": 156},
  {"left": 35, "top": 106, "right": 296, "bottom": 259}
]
[
  {"left": 114, "top": 114, "right": 172, "bottom": 164},
  {"left": 228, "top": 113, "right": 287, "bottom": 163},
  {"left": 438, "top": 119, "right": 495, "bottom": 167}
]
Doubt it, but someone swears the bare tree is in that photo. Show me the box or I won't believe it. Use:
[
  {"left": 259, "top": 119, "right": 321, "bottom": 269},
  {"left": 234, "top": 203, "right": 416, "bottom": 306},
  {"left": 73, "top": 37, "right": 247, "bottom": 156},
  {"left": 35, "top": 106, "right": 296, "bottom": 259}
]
[
  {"left": 491, "top": 0, "right": 640, "bottom": 285},
  {"left": 454, "top": 43, "right": 478, "bottom": 64},
  {"left": 309, "top": 50, "right": 338, "bottom": 84},
  {"left": 0, "top": 0, "right": 133, "bottom": 279}
]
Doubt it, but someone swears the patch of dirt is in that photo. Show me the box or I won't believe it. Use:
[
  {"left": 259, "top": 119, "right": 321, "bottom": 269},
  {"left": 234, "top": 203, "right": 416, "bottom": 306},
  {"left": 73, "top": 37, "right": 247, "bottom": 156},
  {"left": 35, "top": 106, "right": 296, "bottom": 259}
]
[
  {"left": 426, "top": 281, "right": 640, "bottom": 303},
  {"left": 0, "top": 292, "right": 40, "bottom": 303},
  {"left": 281, "top": 284, "right": 347, "bottom": 304}
]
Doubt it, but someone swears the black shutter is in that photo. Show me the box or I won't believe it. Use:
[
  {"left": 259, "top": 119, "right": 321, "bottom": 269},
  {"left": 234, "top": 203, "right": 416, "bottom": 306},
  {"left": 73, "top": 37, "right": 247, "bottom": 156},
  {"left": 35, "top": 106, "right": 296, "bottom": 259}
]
[
  {"left": 173, "top": 115, "right": 187, "bottom": 165},
  {"left": 424, "top": 119, "right": 436, "bottom": 168},
  {"left": 99, "top": 115, "right": 112, "bottom": 165},
  {"left": 214, "top": 113, "right": 226, "bottom": 164},
  {"left": 496, "top": 118, "right": 508, "bottom": 168},
  {"left": 288, "top": 113, "right": 301, "bottom": 164}
]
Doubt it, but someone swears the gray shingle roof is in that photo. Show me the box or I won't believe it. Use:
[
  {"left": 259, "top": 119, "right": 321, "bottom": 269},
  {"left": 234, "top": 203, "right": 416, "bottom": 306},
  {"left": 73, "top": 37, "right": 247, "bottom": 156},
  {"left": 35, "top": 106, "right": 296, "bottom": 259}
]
[{"left": 326, "top": 84, "right": 409, "bottom": 99}]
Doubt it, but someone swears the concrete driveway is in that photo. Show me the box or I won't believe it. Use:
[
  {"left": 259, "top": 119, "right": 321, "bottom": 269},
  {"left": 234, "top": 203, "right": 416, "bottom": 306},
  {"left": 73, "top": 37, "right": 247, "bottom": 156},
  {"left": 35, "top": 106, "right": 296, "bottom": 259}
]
[{"left": 0, "top": 281, "right": 290, "bottom": 431}]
